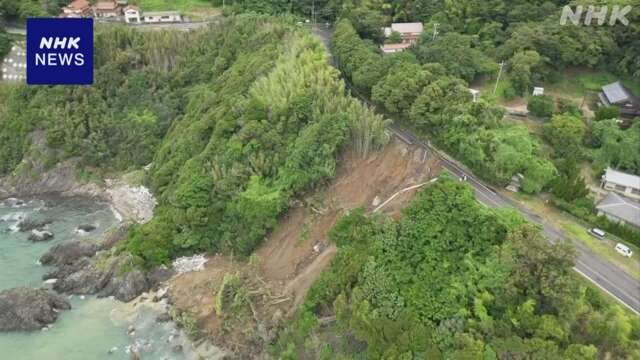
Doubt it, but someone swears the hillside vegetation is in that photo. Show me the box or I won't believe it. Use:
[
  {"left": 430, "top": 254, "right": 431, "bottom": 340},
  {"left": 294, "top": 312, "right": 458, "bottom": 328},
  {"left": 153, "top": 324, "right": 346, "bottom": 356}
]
[
  {"left": 0, "top": 15, "right": 389, "bottom": 266},
  {"left": 273, "top": 176, "right": 640, "bottom": 358}
]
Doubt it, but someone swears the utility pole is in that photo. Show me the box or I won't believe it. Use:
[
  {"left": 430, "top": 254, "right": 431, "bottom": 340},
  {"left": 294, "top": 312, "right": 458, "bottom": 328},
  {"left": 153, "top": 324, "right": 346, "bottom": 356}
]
[
  {"left": 494, "top": 61, "right": 505, "bottom": 95},
  {"left": 312, "top": 0, "right": 315, "bottom": 25},
  {"left": 432, "top": 23, "right": 439, "bottom": 41}
]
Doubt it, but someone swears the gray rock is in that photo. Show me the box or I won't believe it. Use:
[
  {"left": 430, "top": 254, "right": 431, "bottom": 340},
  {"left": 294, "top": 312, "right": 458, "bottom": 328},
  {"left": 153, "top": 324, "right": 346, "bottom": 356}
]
[
  {"left": 147, "top": 266, "right": 175, "bottom": 286},
  {"left": 99, "top": 224, "right": 131, "bottom": 251},
  {"left": 0, "top": 288, "right": 71, "bottom": 332},
  {"left": 156, "top": 312, "right": 172, "bottom": 323},
  {"left": 77, "top": 224, "right": 97, "bottom": 232},
  {"left": 18, "top": 219, "right": 53, "bottom": 232},
  {"left": 107, "top": 270, "right": 149, "bottom": 302},
  {"left": 28, "top": 229, "right": 54, "bottom": 242},
  {"left": 40, "top": 241, "right": 98, "bottom": 266}
]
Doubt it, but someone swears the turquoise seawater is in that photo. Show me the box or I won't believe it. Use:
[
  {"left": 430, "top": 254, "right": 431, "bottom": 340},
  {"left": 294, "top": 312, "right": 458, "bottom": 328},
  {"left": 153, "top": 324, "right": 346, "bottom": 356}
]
[{"left": 0, "top": 196, "right": 185, "bottom": 360}]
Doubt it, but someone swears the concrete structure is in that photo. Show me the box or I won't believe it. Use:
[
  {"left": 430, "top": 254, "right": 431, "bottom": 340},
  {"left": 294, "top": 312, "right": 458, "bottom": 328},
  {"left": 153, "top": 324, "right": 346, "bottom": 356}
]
[
  {"left": 383, "top": 23, "right": 424, "bottom": 44},
  {"left": 124, "top": 7, "right": 182, "bottom": 24},
  {"left": 469, "top": 88, "right": 480, "bottom": 102},
  {"left": 597, "top": 192, "right": 640, "bottom": 229},
  {"left": 598, "top": 81, "right": 640, "bottom": 117},
  {"left": 124, "top": 5, "right": 141, "bottom": 23},
  {"left": 1, "top": 44, "right": 26, "bottom": 83},
  {"left": 93, "top": 0, "right": 122, "bottom": 18},
  {"left": 601, "top": 168, "right": 640, "bottom": 200},
  {"left": 61, "top": 0, "right": 92, "bottom": 17},
  {"left": 141, "top": 11, "right": 183, "bottom": 23},
  {"left": 532, "top": 87, "right": 544, "bottom": 96},
  {"left": 380, "top": 43, "right": 412, "bottom": 54}
]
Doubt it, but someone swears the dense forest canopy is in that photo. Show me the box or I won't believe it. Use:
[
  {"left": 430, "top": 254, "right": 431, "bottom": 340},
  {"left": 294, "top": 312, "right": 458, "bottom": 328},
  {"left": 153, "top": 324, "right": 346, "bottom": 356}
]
[
  {"left": 332, "top": 19, "right": 557, "bottom": 192},
  {"left": 223, "top": 0, "right": 639, "bottom": 79},
  {"left": 0, "top": 15, "right": 388, "bottom": 267},
  {"left": 273, "top": 176, "right": 640, "bottom": 358}
]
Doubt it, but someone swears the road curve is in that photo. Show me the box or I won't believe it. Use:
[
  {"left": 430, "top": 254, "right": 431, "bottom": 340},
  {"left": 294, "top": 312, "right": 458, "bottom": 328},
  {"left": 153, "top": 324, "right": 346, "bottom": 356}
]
[{"left": 311, "top": 25, "right": 640, "bottom": 315}]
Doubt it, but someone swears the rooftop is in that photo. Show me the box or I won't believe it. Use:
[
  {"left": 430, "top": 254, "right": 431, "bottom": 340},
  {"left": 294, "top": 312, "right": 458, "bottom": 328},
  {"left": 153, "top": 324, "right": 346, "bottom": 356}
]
[
  {"left": 94, "top": 1, "right": 119, "bottom": 10},
  {"left": 597, "top": 192, "right": 640, "bottom": 228},
  {"left": 390, "top": 22, "right": 424, "bottom": 33},
  {"left": 603, "top": 168, "right": 640, "bottom": 190},
  {"left": 602, "top": 81, "right": 632, "bottom": 104},
  {"left": 65, "top": 0, "right": 90, "bottom": 10},
  {"left": 381, "top": 43, "right": 412, "bottom": 50}
]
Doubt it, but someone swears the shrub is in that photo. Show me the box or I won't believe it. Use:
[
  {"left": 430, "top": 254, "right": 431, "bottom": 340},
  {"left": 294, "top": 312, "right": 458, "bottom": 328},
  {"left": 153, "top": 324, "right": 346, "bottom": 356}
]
[
  {"left": 527, "top": 95, "right": 555, "bottom": 118},
  {"left": 594, "top": 106, "right": 620, "bottom": 121}
]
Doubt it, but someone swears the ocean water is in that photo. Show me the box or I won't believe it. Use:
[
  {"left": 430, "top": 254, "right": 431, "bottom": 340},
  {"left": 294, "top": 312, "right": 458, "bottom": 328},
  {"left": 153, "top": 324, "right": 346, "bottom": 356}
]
[{"left": 0, "top": 196, "right": 187, "bottom": 360}]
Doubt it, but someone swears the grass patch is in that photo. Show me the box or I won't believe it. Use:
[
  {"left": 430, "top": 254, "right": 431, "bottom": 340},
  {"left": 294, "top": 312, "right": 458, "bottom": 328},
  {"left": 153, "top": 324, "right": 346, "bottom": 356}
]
[
  {"left": 546, "top": 69, "right": 640, "bottom": 98},
  {"left": 131, "top": 0, "right": 219, "bottom": 15}
]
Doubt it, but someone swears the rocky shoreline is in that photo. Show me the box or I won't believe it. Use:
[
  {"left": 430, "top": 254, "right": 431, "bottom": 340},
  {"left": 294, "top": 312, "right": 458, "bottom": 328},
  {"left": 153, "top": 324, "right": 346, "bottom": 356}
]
[
  {"left": 0, "top": 148, "right": 159, "bottom": 333},
  {"left": 0, "top": 288, "right": 71, "bottom": 332}
]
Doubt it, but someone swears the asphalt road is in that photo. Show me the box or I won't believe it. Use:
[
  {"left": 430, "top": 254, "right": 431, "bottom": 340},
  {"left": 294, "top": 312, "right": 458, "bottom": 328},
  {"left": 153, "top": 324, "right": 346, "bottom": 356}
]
[
  {"left": 389, "top": 125, "right": 640, "bottom": 315},
  {"left": 311, "top": 25, "right": 640, "bottom": 315}
]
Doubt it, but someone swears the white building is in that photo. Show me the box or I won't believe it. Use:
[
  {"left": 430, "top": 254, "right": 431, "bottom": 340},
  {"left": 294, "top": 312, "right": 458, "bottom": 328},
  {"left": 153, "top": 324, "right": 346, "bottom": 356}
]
[
  {"left": 601, "top": 168, "right": 640, "bottom": 200},
  {"left": 124, "top": 5, "right": 141, "bottom": 23},
  {"left": 380, "top": 43, "right": 412, "bottom": 54},
  {"left": 124, "top": 6, "right": 182, "bottom": 24},
  {"left": 142, "top": 11, "right": 183, "bottom": 23}
]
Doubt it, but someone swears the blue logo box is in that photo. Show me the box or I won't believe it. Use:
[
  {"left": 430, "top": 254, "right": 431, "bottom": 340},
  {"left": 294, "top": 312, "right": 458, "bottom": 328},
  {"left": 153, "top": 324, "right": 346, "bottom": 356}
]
[{"left": 27, "top": 18, "right": 93, "bottom": 85}]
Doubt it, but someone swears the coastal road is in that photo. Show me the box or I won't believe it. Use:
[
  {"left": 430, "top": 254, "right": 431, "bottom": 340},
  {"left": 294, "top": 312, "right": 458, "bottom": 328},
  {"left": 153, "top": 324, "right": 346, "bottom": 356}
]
[
  {"left": 312, "top": 25, "right": 640, "bottom": 315},
  {"left": 389, "top": 125, "right": 640, "bottom": 315}
]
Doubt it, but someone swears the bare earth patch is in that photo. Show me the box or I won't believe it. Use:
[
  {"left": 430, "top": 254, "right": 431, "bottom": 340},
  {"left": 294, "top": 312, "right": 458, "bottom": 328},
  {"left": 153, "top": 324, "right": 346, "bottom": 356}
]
[{"left": 166, "top": 139, "right": 441, "bottom": 357}]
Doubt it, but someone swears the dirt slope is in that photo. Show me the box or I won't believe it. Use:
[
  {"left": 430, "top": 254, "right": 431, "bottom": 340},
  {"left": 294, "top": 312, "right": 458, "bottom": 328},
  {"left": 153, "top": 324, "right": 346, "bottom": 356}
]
[{"left": 167, "top": 138, "right": 441, "bottom": 357}]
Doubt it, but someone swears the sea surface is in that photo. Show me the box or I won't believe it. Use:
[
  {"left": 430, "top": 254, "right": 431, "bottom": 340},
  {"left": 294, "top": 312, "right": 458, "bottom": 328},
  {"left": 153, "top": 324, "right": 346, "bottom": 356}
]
[{"left": 0, "top": 196, "right": 186, "bottom": 360}]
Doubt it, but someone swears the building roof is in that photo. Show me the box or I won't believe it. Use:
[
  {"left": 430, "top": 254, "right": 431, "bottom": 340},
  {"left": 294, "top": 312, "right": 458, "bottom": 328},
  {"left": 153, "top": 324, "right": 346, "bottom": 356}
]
[
  {"left": 124, "top": 5, "right": 140, "bottom": 11},
  {"left": 391, "top": 22, "right": 423, "bottom": 33},
  {"left": 94, "top": 1, "right": 119, "bottom": 10},
  {"left": 380, "top": 43, "right": 412, "bottom": 52},
  {"left": 602, "top": 81, "right": 632, "bottom": 104},
  {"left": 65, "top": 0, "right": 90, "bottom": 10},
  {"left": 597, "top": 192, "right": 640, "bottom": 227},
  {"left": 603, "top": 168, "right": 640, "bottom": 190}
]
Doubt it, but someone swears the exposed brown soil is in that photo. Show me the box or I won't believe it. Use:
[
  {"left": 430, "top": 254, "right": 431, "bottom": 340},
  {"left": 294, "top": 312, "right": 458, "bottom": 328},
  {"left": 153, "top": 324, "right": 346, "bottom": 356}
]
[{"left": 166, "top": 138, "right": 441, "bottom": 357}]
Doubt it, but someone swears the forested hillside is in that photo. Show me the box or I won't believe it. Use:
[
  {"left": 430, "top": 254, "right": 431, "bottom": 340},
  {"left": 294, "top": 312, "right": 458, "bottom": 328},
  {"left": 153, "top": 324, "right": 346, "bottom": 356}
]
[
  {"left": 0, "top": 15, "right": 388, "bottom": 266},
  {"left": 273, "top": 176, "right": 640, "bottom": 358},
  {"left": 333, "top": 19, "right": 557, "bottom": 192},
  {"left": 224, "top": 0, "right": 638, "bottom": 80}
]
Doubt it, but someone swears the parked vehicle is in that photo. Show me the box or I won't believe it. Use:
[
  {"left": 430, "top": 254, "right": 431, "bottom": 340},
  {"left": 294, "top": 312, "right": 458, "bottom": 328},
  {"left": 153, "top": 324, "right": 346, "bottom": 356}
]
[
  {"left": 615, "top": 243, "right": 633, "bottom": 258},
  {"left": 590, "top": 228, "right": 606, "bottom": 240}
]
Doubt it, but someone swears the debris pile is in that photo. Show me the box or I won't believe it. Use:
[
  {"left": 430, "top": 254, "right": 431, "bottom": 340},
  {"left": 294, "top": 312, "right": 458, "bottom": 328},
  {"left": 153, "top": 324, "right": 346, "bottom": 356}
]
[{"left": 172, "top": 254, "right": 208, "bottom": 274}]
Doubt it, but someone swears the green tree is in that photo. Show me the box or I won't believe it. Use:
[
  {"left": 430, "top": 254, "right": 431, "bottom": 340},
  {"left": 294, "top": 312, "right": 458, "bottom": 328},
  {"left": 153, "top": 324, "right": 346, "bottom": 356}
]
[
  {"left": 528, "top": 95, "right": 554, "bottom": 118},
  {"left": 509, "top": 50, "right": 545, "bottom": 96},
  {"left": 543, "top": 114, "right": 586, "bottom": 158},
  {"left": 594, "top": 106, "right": 620, "bottom": 121}
]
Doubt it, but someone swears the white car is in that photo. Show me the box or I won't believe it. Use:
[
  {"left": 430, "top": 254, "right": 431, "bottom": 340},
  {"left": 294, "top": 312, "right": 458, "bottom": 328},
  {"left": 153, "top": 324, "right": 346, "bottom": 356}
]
[
  {"left": 615, "top": 243, "right": 633, "bottom": 258},
  {"left": 590, "top": 228, "right": 606, "bottom": 240}
]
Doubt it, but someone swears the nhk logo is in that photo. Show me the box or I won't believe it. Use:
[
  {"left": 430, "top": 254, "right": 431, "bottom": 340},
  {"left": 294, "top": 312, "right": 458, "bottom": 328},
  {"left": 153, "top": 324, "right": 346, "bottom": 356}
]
[{"left": 27, "top": 18, "right": 93, "bottom": 85}]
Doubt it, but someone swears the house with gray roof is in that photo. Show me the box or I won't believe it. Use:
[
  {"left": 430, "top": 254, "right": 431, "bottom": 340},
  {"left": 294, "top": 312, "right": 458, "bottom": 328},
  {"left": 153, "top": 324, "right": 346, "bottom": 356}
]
[
  {"left": 601, "top": 168, "right": 640, "bottom": 201},
  {"left": 596, "top": 192, "right": 640, "bottom": 229},
  {"left": 598, "top": 81, "right": 640, "bottom": 117}
]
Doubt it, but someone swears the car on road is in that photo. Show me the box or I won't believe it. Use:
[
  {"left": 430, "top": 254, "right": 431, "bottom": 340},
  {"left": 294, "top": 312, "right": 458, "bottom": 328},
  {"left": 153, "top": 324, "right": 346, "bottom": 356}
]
[
  {"left": 615, "top": 243, "right": 633, "bottom": 258},
  {"left": 590, "top": 228, "right": 606, "bottom": 240}
]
